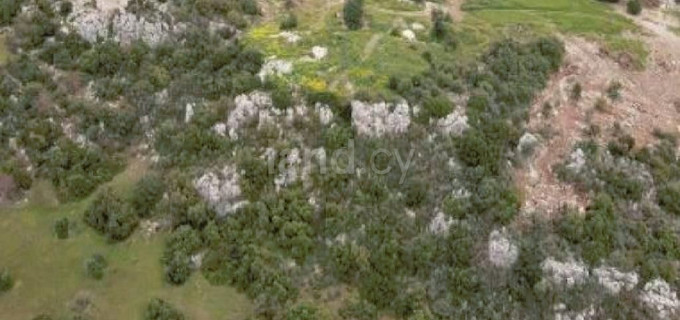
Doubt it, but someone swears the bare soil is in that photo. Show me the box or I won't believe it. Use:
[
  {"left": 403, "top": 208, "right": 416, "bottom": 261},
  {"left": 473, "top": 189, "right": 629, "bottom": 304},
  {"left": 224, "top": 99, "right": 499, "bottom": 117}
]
[{"left": 516, "top": 7, "right": 680, "bottom": 218}]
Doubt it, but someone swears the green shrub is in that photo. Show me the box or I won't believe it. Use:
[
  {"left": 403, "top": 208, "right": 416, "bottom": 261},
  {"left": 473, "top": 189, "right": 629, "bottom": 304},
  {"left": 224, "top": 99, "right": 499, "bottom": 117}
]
[
  {"left": 627, "top": 0, "right": 641, "bottom": 15},
  {"left": 571, "top": 83, "right": 582, "bottom": 101},
  {"left": 280, "top": 13, "right": 298, "bottom": 30},
  {"left": 286, "top": 304, "right": 319, "bottom": 320},
  {"left": 343, "top": 0, "right": 364, "bottom": 30},
  {"left": 84, "top": 254, "right": 107, "bottom": 280},
  {"left": 59, "top": 0, "right": 73, "bottom": 16},
  {"left": 272, "top": 86, "right": 294, "bottom": 110},
  {"left": 54, "top": 217, "right": 69, "bottom": 239},
  {"left": 144, "top": 298, "right": 185, "bottom": 320},
  {"left": 83, "top": 187, "right": 138, "bottom": 241},
  {"left": 658, "top": 182, "right": 680, "bottom": 216},
  {"left": 0, "top": 0, "right": 25, "bottom": 26},
  {"left": 240, "top": 0, "right": 259, "bottom": 15},
  {"left": 606, "top": 81, "right": 623, "bottom": 100},
  {"left": 0, "top": 268, "right": 13, "bottom": 293},
  {"left": 422, "top": 95, "right": 453, "bottom": 119},
  {"left": 129, "top": 174, "right": 165, "bottom": 218}
]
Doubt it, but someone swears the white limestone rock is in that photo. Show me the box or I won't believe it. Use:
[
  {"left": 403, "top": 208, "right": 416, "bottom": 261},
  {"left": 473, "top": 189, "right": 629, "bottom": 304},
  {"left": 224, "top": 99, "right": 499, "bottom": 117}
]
[
  {"left": 553, "top": 303, "right": 597, "bottom": 320},
  {"left": 212, "top": 123, "right": 227, "bottom": 136},
  {"left": 565, "top": 148, "right": 586, "bottom": 174},
  {"left": 315, "top": 103, "right": 333, "bottom": 125},
  {"left": 488, "top": 228, "right": 518, "bottom": 268},
  {"left": 593, "top": 266, "right": 638, "bottom": 295},
  {"left": 401, "top": 29, "right": 416, "bottom": 42},
  {"left": 194, "top": 165, "right": 247, "bottom": 217},
  {"left": 640, "top": 279, "right": 680, "bottom": 319},
  {"left": 279, "top": 31, "right": 301, "bottom": 43},
  {"left": 436, "top": 109, "right": 468, "bottom": 136},
  {"left": 258, "top": 58, "right": 293, "bottom": 81},
  {"left": 227, "top": 91, "right": 273, "bottom": 139},
  {"left": 311, "top": 46, "right": 328, "bottom": 60},
  {"left": 541, "top": 257, "right": 589, "bottom": 287},
  {"left": 351, "top": 100, "right": 411, "bottom": 137},
  {"left": 411, "top": 23, "right": 425, "bottom": 31},
  {"left": 185, "top": 103, "right": 194, "bottom": 123},
  {"left": 428, "top": 211, "right": 453, "bottom": 235}
]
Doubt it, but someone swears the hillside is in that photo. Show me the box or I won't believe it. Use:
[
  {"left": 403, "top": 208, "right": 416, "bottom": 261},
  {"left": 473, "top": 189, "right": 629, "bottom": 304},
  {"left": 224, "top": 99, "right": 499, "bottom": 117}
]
[{"left": 0, "top": 0, "right": 679, "bottom": 319}]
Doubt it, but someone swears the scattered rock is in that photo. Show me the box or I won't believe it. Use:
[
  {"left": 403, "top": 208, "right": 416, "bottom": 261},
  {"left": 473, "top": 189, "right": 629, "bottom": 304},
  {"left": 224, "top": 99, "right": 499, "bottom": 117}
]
[
  {"left": 541, "top": 257, "right": 589, "bottom": 287},
  {"left": 401, "top": 29, "right": 416, "bottom": 42},
  {"left": 194, "top": 165, "right": 247, "bottom": 217},
  {"left": 428, "top": 211, "right": 453, "bottom": 235},
  {"left": 436, "top": 108, "right": 468, "bottom": 136},
  {"left": 315, "top": 103, "right": 333, "bottom": 125},
  {"left": 553, "top": 303, "right": 597, "bottom": 320},
  {"left": 411, "top": 23, "right": 425, "bottom": 31},
  {"left": 640, "top": 278, "right": 680, "bottom": 319},
  {"left": 279, "top": 31, "right": 301, "bottom": 43},
  {"left": 311, "top": 46, "right": 328, "bottom": 60},
  {"left": 212, "top": 123, "right": 227, "bottom": 136},
  {"left": 184, "top": 103, "right": 194, "bottom": 123},
  {"left": 488, "top": 228, "right": 518, "bottom": 268},
  {"left": 258, "top": 58, "right": 293, "bottom": 81},
  {"left": 565, "top": 148, "right": 586, "bottom": 174},
  {"left": 593, "top": 266, "right": 639, "bottom": 295},
  {"left": 351, "top": 100, "right": 411, "bottom": 137}
]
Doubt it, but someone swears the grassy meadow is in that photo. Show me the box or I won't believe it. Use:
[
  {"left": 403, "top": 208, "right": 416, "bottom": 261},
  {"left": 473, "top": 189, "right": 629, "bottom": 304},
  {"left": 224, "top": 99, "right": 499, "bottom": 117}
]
[{"left": 0, "top": 161, "right": 252, "bottom": 320}]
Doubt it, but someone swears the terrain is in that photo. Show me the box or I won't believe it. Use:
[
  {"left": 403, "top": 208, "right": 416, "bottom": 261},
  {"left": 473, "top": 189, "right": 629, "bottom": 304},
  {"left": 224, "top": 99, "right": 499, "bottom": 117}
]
[{"left": 0, "top": 0, "right": 679, "bottom": 319}]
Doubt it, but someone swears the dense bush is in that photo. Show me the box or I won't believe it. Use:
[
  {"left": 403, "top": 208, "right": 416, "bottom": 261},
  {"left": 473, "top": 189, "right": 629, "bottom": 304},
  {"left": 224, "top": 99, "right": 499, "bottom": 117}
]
[
  {"left": 54, "top": 217, "right": 70, "bottom": 239},
  {"left": 0, "top": 268, "right": 12, "bottom": 293},
  {"left": 84, "top": 254, "right": 107, "bottom": 280},
  {"left": 280, "top": 13, "right": 298, "bottom": 30},
  {"left": 129, "top": 174, "right": 165, "bottom": 218},
  {"left": 83, "top": 188, "right": 138, "bottom": 241},
  {"left": 658, "top": 182, "right": 680, "bottom": 216},
  {"left": 0, "top": 0, "right": 24, "bottom": 25},
  {"left": 144, "top": 298, "right": 185, "bottom": 320},
  {"left": 343, "top": 0, "right": 364, "bottom": 30},
  {"left": 627, "top": 0, "right": 641, "bottom": 15}
]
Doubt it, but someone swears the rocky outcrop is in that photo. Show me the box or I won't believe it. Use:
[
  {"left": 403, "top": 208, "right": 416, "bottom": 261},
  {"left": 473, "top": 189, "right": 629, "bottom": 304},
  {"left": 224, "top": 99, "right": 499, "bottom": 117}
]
[
  {"left": 436, "top": 109, "right": 468, "bottom": 136},
  {"left": 311, "top": 46, "right": 328, "bottom": 60},
  {"left": 351, "top": 100, "right": 411, "bottom": 137},
  {"left": 194, "top": 165, "right": 247, "bottom": 217},
  {"left": 428, "top": 211, "right": 453, "bottom": 235},
  {"left": 227, "top": 91, "right": 275, "bottom": 139},
  {"left": 488, "top": 228, "right": 518, "bottom": 268},
  {"left": 593, "top": 266, "right": 638, "bottom": 295},
  {"left": 70, "top": 4, "right": 176, "bottom": 45},
  {"left": 258, "top": 58, "right": 293, "bottom": 81},
  {"left": 541, "top": 257, "right": 589, "bottom": 287},
  {"left": 640, "top": 279, "right": 679, "bottom": 319}
]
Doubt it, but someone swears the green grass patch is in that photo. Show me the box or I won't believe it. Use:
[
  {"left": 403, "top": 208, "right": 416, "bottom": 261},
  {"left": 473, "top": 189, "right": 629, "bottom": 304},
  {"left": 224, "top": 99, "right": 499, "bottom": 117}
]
[
  {"left": 603, "top": 36, "right": 648, "bottom": 70},
  {"left": 245, "top": 0, "right": 431, "bottom": 95},
  {"left": 0, "top": 162, "right": 252, "bottom": 320},
  {"left": 458, "top": 0, "right": 637, "bottom": 59}
]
